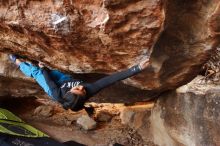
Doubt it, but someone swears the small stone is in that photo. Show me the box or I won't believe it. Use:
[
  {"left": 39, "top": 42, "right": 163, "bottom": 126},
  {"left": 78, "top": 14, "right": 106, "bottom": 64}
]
[
  {"left": 77, "top": 115, "right": 97, "bottom": 130},
  {"left": 96, "top": 111, "right": 113, "bottom": 122},
  {"left": 120, "top": 109, "right": 135, "bottom": 125},
  {"left": 65, "top": 120, "right": 72, "bottom": 126},
  {"left": 34, "top": 105, "right": 54, "bottom": 117}
]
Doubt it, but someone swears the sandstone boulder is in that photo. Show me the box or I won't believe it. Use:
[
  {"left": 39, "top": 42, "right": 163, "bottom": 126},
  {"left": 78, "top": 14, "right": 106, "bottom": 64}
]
[
  {"left": 151, "top": 76, "right": 220, "bottom": 146},
  {"left": 122, "top": 76, "right": 220, "bottom": 146},
  {"left": 96, "top": 110, "right": 113, "bottom": 122},
  {"left": 34, "top": 105, "right": 54, "bottom": 117},
  {"left": 1, "top": 0, "right": 220, "bottom": 97},
  {"left": 77, "top": 115, "right": 97, "bottom": 130}
]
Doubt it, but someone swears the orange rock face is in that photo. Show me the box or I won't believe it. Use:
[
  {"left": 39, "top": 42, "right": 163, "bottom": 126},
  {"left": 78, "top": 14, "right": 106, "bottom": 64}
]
[{"left": 0, "top": 0, "right": 220, "bottom": 97}]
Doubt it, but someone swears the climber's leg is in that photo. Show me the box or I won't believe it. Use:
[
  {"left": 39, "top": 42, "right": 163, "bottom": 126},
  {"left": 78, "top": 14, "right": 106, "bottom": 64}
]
[
  {"left": 49, "top": 70, "right": 72, "bottom": 84},
  {"left": 19, "top": 62, "right": 62, "bottom": 101}
]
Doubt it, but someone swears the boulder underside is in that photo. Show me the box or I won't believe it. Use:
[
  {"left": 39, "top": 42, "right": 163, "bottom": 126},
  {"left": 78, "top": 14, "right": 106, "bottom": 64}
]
[
  {"left": 0, "top": 1, "right": 220, "bottom": 146},
  {"left": 0, "top": 0, "right": 220, "bottom": 96}
]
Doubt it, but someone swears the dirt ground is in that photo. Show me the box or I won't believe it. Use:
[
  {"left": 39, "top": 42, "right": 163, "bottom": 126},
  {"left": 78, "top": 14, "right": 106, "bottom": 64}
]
[{"left": 0, "top": 97, "right": 154, "bottom": 146}]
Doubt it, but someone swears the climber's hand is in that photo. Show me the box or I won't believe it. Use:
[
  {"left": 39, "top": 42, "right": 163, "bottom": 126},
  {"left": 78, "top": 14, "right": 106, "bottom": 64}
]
[
  {"left": 38, "top": 62, "right": 45, "bottom": 68},
  {"left": 70, "top": 85, "right": 86, "bottom": 96}
]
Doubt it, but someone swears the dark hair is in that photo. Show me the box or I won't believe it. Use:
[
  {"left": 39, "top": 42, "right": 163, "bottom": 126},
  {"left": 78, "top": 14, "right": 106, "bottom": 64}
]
[{"left": 62, "top": 92, "right": 87, "bottom": 112}]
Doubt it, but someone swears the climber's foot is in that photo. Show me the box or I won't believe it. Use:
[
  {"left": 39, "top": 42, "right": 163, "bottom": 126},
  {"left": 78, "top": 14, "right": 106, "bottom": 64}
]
[
  {"left": 9, "top": 54, "right": 17, "bottom": 63},
  {"left": 9, "top": 54, "right": 21, "bottom": 65},
  {"left": 139, "top": 58, "right": 150, "bottom": 70}
]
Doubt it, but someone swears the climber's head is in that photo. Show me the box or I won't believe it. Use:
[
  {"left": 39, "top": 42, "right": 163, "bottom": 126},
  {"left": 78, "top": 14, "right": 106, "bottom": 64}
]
[{"left": 62, "top": 85, "right": 87, "bottom": 111}]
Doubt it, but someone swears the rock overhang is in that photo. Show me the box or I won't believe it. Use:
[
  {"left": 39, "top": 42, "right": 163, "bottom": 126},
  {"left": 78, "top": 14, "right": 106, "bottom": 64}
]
[{"left": 0, "top": 0, "right": 220, "bottom": 98}]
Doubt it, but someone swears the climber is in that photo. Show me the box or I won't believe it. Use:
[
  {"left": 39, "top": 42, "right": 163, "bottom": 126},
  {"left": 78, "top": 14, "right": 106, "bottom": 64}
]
[{"left": 9, "top": 54, "right": 150, "bottom": 111}]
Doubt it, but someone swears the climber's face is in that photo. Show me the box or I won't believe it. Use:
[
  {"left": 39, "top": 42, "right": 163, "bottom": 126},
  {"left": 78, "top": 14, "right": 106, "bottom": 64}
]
[{"left": 70, "top": 85, "right": 86, "bottom": 96}]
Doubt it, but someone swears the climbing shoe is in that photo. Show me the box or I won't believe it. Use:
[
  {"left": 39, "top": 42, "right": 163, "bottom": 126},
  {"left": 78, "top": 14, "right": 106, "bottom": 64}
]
[{"left": 9, "top": 54, "right": 18, "bottom": 63}]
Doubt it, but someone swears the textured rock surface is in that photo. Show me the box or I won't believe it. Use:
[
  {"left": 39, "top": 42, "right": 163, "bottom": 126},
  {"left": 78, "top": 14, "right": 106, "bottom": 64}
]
[
  {"left": 0, "top": 0, "right": 164, "bottom": 90},
  {"left": 96, "top": 110, "right": 113, "bottom": 122},
  {"left": 203, "top": 48, "right": 220, "bottom": 83},
  {"left": 77, "top": 115, "right": 97, "bottom": 130},
  {"left": 120, "top": 104, "right": 154, "bottom": 144},
  {"left": 150, "top": 76, "right": 220, "bottom": 146},
  {"left": 119, "top": 76, "right": 220, "bottom": 146},
  {"left": 34, "top": 105, "right": 54, "bottom": 117},
  {"left": 0, "top": 0, "right": 220, "bottom": 95},
  {"left": 1, "top": 1, "right": 220, "bottom": 145}
]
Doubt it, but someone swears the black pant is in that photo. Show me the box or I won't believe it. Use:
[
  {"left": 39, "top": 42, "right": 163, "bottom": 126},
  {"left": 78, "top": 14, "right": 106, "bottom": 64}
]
[{"left": 83, "top": 65, "right": 142, "bottom": 98}]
